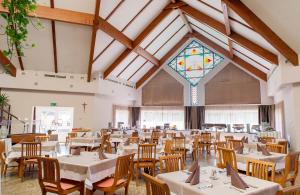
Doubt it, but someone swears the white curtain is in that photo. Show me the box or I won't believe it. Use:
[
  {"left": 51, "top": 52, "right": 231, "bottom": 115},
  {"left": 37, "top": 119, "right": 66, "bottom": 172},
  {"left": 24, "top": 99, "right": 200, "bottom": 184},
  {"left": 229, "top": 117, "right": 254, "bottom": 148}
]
[
  {"left": 205, "top": 105, "right": 259, "bottom": 126},
  {"left": 141, "top": 107, "right": 184, "bottom": 129},
  {"left": 114, "top": 105, "right": 129, "bottom": 128}
]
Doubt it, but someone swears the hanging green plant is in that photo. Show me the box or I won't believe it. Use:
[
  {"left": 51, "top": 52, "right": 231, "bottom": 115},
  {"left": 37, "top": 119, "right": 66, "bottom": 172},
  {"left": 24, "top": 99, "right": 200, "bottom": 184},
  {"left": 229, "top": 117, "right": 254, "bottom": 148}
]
[
  {"left": 0, "top": 93, "right": 9, "bottom": 106},
  {"left": 0, "top": 0, "right": 43, "bottom": 59}
]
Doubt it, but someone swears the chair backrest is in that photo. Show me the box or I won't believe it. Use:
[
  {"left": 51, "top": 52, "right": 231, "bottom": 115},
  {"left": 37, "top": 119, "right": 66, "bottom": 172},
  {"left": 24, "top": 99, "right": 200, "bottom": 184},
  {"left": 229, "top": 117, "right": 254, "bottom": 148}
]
[
  {"left": 35, "top": 135, "right": 49, "bottom": 142},
  {"left": 200, "top": 132, "right": 211, "bottom": 143},
  {"left": 215, "top": 132, "right": 221, "bottom": 141},
  {"left": 129, "top": 137, "right": 139, "bottom": 144},
  {"left": 216, "top": 141, "right": 227, "bottom": 149},
  {"left": 37, "top": 157, "right": 62, "bottom": 190},
  {"left": 159, "top": 154, "right": 184, "bottom": 173},
  {"left": 21, "top": 142, "right": 42, "bottom": 158},
  {"left": 246, "top": 159, "right": 275, "bottom": 181},
  {"left": 266, "top": 143, "right": 285, "bottom": 153},
  {"left": 172, "top": 137, "right": 185, "bottom": 150},
  {"left": 100, "top": 140, "right": 113, "bottom": 153},
  {"left": 224, "top": 136, "right": 234, "bottom": 143},
  {"left": 113, "top": 154, "right": 134, "bottom": 185},
  {"left": 166, "top": 132, "right": 176, "bottom": 138},
  {"left": 138, "top": 144, "right": 156, "bottom": 162},
  {"left": 143, "top": 173, "right": 171, "bottom": 195},
  {"left": 261, "top": 136, "right": 275, "bottom": 143},
  {"left": 276, "top": 185, "right": 300, "bottom": 195},
  {"left": 217, "top": 147, "right": 237, "bottom": 170},
  {"left": 279, "top": 152, "right": 300, "bottom": 185},
  {"left": 228, "top": 139, "right": 243, "bottom": 150},
  {"left": 164, "top": 140, "right": 173, "bottom": 155},
  {"left": 101, "top": 134, "right": 110, "bottom": 145},
  {"left": 132, "top": 131, "right": 139, "bottom": 137},
  {"left": 278, "top": 140, "right": 288, "bottom": 154},
  {"left": 68, "top": 132, "right": 77, "bottom": 138}
]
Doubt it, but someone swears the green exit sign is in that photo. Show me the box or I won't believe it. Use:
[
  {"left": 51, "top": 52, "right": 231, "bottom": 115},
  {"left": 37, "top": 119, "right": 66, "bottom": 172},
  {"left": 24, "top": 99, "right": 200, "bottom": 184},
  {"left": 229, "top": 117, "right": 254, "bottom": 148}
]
[{"left": 50, "top": 102, "right": 57, "bottom": 107}]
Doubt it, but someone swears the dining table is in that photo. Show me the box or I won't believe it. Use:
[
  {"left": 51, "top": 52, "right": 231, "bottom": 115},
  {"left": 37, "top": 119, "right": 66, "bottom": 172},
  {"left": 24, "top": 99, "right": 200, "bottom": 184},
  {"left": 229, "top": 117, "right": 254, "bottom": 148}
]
[
  {"left": 57, "top": 152, "right": 118, "bottom": 194},
  {"left": 69, "top": 137, "right": 100, "bottom": 149},
  {"left": 157, "top": 166, "right": 281, "bottom": 195}
]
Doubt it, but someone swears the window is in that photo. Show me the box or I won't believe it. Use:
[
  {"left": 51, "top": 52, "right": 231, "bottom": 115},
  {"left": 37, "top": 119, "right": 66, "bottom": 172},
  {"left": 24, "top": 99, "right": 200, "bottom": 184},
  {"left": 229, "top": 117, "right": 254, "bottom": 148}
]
[
  {"left": 205, "top": 105, "right": 259, "bottom": 127},
  {"left": 141, "top": 107, "right": 184, "bottom": 130},
  {"left": 114, "top": 106, "right": 129, "bottom": 128}
]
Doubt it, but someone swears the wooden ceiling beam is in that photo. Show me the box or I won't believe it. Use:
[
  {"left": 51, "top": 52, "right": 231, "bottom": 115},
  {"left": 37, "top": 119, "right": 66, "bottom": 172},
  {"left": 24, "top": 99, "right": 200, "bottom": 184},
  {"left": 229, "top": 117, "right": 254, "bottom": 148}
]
[
  {"left": 133, "top": 46, "right": 159, "bottom": 66},
  {"left": 87, "top": 0, "right": 101, "bottom": 82},
  {"left": 180, "top": 3, "right": 279, "bottom": 65},
  {"left": 50, "top": 0, "right": 58, "bottom": 73},
  {"left": 0, "top": 51, "right": 17, "bottom": 77},
  {"left": 136, "top": 33, "right": 192, "bottom": 89},
  {"left": 222, "top": 0, "right": 299, "bottom": 66},
  {"left": 103, "top": 5, "right": 173, "bottom": 79},
  {"left": 221, "top": 1, "right": 233, "bottom": 58},
  {"left": 192, "top": 31, "right": 267, "bottom": 81}
]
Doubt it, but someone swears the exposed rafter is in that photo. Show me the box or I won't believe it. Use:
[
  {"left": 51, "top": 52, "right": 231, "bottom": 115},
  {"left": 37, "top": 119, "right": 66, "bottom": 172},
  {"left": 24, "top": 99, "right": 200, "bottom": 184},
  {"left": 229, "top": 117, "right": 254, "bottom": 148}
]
[
  {"left": 87, "top": 0, "right": 101, "bottom": 82},
  {"left": 192, "top": 31, "right": 267, "bottom": 81},
  {"left": 221, "top": 1, "right": 233, "bottom": 58},
  {"left": 103, "top": 5, "right": 173, "bottom": 79},
  {"left": 50, "top": 0, "right": 58, "bottom": 73},
  {"left": 222, "top": 0, "right": 299, "bottom": 66},
  {"left": 0, "top": 51, "right": 17, "bottom": 77},
  {"left": 171, "top": 0, "right": 192, "bottom": 33},
  {"left": 136, "top": 34, "right": 192, "bottom": 89},
  {"left": 179, "top": 3, "right": 279, "bottom": 65}
]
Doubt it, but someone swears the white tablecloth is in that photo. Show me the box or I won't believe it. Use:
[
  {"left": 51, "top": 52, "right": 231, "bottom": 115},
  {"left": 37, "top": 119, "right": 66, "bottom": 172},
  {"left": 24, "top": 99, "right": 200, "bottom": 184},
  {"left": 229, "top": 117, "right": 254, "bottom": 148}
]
[
  {"left": 12, "top": 141, "right": 60, "bottom": 153},
  {"left": 69, "top": 137, "right": 100, "bottom": 148},
  {"left": 58, "top": 152, "right": 117, "bottom": 189},
  {"left": 157, "top": 166, "right": 280, "bottom": 195},
  {"left": 236, "top": 151, "right": 286, "bottom": 171}
]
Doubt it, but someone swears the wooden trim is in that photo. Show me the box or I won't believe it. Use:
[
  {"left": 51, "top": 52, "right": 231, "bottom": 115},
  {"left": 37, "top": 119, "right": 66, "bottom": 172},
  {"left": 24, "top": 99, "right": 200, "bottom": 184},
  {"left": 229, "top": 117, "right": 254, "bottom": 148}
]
[
  {"left": 87, "top": 0, "right": 101, "bottom": 82},
  {"left": 15, "top": 44, "right": 24, "bottom": 71},
  {"left": 192, "top": 31, "right": 267, "bottom": 81},
  {"left": 0, "top": 51, "right": 17, "bottom": 77},
  {"left": 92, "top": 0, "right": 152, "bottom": 63},
  {"left": 179, "top": 11, "right": 192, "bottom": 32},
  {"left": 103, "top": 4, "right": 173, "bottom": 79},
  {"left": 190, "top": 22, "right": 270, "bottom": 70},
  {"left": 133, "top": 46, "right": 159, "bottom": 66},
  {"left": 136, "top": 34, "right": 191, "bottom": 88},
  {"left": 165, "top": 1, "right": 187, "bottom": 9},
  {"left": 50, "top": 0, "right": 58, "bottom": 73},
  {"left": 222, "top": 0, "right": 298, "bottom": 66},
  {"left": 221, "top": 1, "right": 233, "bottom": 58},
  {"left": 98, "top": 17, "right": 133, "bottom": 49},
  {"left": 180, "top": 3, "right": 279, "bottom": 65}
]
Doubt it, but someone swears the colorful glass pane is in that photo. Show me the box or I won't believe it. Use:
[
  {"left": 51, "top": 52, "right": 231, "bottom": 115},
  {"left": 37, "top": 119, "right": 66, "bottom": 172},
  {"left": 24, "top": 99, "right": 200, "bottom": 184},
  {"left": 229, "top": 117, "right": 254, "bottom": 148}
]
[{"left": 167, "top": 40, "right": 224, "bottom": 86}]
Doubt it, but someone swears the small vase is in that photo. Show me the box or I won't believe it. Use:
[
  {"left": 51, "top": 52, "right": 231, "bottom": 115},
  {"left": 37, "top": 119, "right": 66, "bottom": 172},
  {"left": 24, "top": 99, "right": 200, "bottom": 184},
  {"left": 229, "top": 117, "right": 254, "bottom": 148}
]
[{"left": 0, "top": 126, "right": 8, "bottom": 139}]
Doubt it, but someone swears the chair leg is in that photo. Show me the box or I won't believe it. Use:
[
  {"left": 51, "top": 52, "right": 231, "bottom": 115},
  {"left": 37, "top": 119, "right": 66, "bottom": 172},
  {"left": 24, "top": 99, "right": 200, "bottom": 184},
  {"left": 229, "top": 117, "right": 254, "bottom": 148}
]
[
  {"left": 125, "top": 185, "right": 129, "bottom": 195},
  {"left": 41, "top": 188, "right": 47, "bottom": 195}
]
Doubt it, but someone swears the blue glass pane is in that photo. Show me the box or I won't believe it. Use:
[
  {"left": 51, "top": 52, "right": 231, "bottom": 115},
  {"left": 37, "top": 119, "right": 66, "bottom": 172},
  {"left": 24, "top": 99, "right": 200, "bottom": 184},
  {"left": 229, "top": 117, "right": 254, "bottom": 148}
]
[{"left": 167, "top": 40, "right": 224, "bottom": 86}]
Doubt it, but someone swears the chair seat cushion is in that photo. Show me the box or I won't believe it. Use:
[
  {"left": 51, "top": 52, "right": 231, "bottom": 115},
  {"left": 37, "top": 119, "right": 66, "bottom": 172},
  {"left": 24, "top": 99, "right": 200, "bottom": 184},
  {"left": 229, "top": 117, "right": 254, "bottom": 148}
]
[
  {"left": 43, "top": 181, "right": 76, "bottom": 190},
  {"left": 95, "top": 178, "right": 126, "bottom": 188}
]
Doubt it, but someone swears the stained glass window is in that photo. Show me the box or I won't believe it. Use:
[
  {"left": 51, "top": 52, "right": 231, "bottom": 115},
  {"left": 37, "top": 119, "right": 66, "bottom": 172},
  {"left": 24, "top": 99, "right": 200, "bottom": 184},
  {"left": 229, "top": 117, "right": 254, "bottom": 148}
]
[{"left": 168, "top": 40, "right": 224, "bottom": 87}]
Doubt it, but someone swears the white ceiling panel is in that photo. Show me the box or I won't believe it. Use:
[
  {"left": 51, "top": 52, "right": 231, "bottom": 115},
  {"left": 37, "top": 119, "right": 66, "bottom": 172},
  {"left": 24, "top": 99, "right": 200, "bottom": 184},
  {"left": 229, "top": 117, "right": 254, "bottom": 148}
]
[
  {"left": 100, "top": 0, "right": 123, "bottom": 19},
  {"left": 93, "top": 42, "right": 126, "bottom": 72},
  {"left": 94, "top": 30, "right": 114, "bottom": 58},
  {"left": 110, "top": 52, "right": 138, "bottom": 76},
  {"left": 107, "top": 0, "right": 149, "bottom": 31},
  {"left": 55, "top": 0, "right": 95, "bottom": 14},
  {"left": 123, "top": 0, "right": 170, "bottom": 40},
  {"left": 130, "top": 62, "right": 154, "bottom": 83},
  {"left": 56, "top": 22, "right": 92, "bottom": 74},
  {"left": 119, "top": 56, "right": 147, "bottom": 80},
  {"left": 139, "top": 11, "right": 179, "bottom": 48},
  {"left": 154, "top": 27, "right": 189, "bottom": 60},
  {"left": 145, "top": 18, "right": 185, "bottom": 54}
]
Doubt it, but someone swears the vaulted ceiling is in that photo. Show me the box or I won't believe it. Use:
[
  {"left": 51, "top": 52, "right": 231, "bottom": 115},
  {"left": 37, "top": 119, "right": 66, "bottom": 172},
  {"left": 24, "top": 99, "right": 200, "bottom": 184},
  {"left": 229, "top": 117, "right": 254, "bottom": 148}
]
[{"left": 0, "top": 0, "right": 299, "bottom": 89}]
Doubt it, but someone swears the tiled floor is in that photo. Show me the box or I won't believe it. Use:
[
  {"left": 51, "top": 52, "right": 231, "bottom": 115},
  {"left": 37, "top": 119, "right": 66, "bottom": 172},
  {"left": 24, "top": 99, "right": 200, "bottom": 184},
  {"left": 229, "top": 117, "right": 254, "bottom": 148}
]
[{"left": 1, "top": 145, "right": 298, "bottom": 195}]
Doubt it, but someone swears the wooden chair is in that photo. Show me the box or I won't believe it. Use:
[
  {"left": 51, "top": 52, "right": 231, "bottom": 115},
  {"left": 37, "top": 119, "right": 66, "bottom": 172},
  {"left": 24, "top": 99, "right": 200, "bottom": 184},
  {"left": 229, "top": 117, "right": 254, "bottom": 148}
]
[
  {"left": 192, "top": 136, "right": 201, "bottom": 160},
  {"left": 166, "top": 132, "right": 176, "bottom": 139},
  {"left": 217, "top": 147, "right": 237, "bottom": 171},
  {"left": 20, "top": 142, "right": 42, "bottom": 181},
  {"left": 216, "top": 141, "right": 227, "bottom": 149},
  {"left": 172, "top": 137, "right": 187, "bottom": 161},
  {"left": 35, "top": 135, "right": 49, "bottom": 142},
  {"left": 275, "top": 152, "right": 300, "bottom": 186},
  {"left": 100, "top": 140, "right": 113, "bottom": 154},
  {"left": 261, "top": 136, "right": 275, "bottom": 143},
  {"left": 0, "top": 140, "right": 7, "bottom": 176},
  {"left": 276, "top": 185, "right": 300, "bottom": 195},
  {"left": 65, "top": 132, "right": 77, "bottom": 145},
  {"left": 228, "top": 139, "right": 243, "bottom": 150},
  {"left": 129, "top": 137, "right": 140, "bottom": 144},
  {"left": 143, "top": 173, "right": 171, "bottom": 195},
  {"left": 246, "top": 159, "right": 275, "bottom": 182},
  {"left": 266, "top": 143, "right": 285, "bottom": 153},
  {"left": 278, "top": 140, "right": 289, "bottom": 154},
  {"left": 199, "top": 132, "right": 212, "bottom": 154},
  {"left": 150, "top": 131, "right": 161, "bottom": 144},
  {"left": 163, "top": 140, "right": 173, "bottom": 155},
  {"left": 159, "top": 154, "right": 184, "bottom": 173},
  {"left": 224, "top": 135, "right": 234, "bottom": 143},
  {"left": 136, "top": 144, "right": 157, "bottom": 178},
  {"left": 37, "top": 157, "right": 84, "bottom": 195},
  {"left": 93, "top": 154, "right": 134, "bottom": 195},
  {"left": 132, "top": 131, "right": 139, "bottom": 137}
]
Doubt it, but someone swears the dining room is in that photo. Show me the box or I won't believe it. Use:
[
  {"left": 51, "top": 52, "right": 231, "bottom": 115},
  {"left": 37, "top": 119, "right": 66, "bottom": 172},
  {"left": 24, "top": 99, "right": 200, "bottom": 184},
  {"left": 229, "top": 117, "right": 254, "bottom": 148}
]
[{"left": 1, "top": 0, "right": 300, "bottom": 195}]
